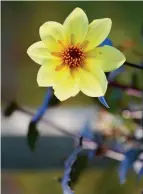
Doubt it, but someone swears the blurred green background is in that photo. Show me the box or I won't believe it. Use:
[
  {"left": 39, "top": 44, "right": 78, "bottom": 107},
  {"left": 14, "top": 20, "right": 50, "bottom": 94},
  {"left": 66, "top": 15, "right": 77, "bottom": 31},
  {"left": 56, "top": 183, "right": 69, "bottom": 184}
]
[{"left": 1, "top": 1, "right": 143, "bottom": 194}]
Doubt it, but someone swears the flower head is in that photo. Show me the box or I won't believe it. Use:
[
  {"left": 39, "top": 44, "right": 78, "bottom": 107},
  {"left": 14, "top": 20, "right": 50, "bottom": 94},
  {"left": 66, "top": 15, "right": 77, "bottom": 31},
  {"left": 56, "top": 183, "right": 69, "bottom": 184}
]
[{"left": 27, "top": 7, "right": 126, "bottom": 101}]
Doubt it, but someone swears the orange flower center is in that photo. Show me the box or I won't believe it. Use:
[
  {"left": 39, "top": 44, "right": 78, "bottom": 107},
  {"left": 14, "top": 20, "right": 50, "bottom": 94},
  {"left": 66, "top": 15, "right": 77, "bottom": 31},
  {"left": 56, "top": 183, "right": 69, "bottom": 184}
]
[{"left": 62, "top": 45, "right": 85, "bottom": 68}]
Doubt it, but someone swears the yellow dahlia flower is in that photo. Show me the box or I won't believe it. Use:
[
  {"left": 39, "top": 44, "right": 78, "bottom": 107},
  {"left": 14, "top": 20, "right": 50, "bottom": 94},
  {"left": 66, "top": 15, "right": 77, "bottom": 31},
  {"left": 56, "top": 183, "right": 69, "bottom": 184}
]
[{"left": 27, "top": 7, "right": 126, "bottom": 101}]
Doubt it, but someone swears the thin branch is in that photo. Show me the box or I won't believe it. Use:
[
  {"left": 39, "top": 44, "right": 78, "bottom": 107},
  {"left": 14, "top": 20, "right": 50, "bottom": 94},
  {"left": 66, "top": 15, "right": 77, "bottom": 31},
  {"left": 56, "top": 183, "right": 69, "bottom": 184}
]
[
  {"left": 124, "top": 62, "right": 143, "bottom": 70},
  {"left": 109, "top": 82, "right": 143, "bottom": 97},
  {"left": 3, "top": 105, "right": 143, "bottom": 162},
  {"left": 19, "top": 107, "right": 143, "bottom": 162}
]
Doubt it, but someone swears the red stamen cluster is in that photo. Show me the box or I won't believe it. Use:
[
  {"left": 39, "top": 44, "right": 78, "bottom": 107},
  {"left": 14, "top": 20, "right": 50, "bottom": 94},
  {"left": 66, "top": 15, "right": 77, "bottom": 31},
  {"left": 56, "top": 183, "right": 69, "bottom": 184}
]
[{"left": 62, "top": 45, "right": 85, "bottom": 68}]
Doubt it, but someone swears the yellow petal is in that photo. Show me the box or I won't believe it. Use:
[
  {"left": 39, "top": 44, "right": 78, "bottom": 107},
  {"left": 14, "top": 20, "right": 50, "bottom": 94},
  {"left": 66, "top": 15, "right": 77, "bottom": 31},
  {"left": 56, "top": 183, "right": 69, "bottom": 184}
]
[
  {"left": 54, "top": 65, "right": 71, "bottom": 84},
  {"left": 84, "top": 57, "right": 108, "bottom": 92},
  {"left": 37, "top": 64, "right": 55, "bottom": 87},
  {"left": 88, "top": 45, "right": 126, "bottom": 72},
  {"left": 39, "top": 21, "right": 64, "bottom": 52},
  {"left": 37, "top": 62, "right": 71, "bottom": 88},
  {"left": 27, "top": 41, "right": 52, "bottom": 65},
  {"left": 76, "top": 68, "right": 107, "bottom": 97},
  {"left": 40, "top": 21, "right": 64, "bottom": 41},
  {"left": 84, "top": 18, "right": 112, "bottom": 51},
  {"left": 63, "top": 8, "right": 88, "bottom": 45},
  {"left": 54, "top": 74, "right": 80, "bottom": 101}
]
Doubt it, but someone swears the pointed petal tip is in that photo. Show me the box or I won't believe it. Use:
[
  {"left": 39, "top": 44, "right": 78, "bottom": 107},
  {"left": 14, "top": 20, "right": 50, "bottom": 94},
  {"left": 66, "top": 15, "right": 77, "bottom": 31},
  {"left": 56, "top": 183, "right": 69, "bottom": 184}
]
[
  {"left": 98, "top": 96, "right": 110, "bottom": 108},
  {"left": 103, "top": 18, "right": 112, "bottom": 24},
  {"left": 74, "top": 7, "right": 82, "bottom": 10},
  {"left": 73, "top": 7, "right": 85, "bottom": 13},
  {"left": 54, "top": 93, "right": 63, "bottom": 101},
  {"left": 27, "top": 46, "right": 32, "bottom": 56},
  {"left": 54, "top": 91, "right": 67, "bottom": 101}
]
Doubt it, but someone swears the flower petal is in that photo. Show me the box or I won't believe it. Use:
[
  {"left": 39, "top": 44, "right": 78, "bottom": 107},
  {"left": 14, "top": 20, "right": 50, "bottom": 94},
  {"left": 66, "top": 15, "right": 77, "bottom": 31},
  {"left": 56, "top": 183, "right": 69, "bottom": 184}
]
[
  {"left": 54, "top": 74, "right": 80, "bottom": 101},
  {"left": 76, "top": 68, "right": 107, "bottom": 97},
  {"left": 88, "top": 45, "right": 126, "bottom": 72},
  {"left": 63, "top": 8, "right": 88, "bottom": 45},
  {"left": 37, "top": 64, "right": 55, "bottom": 86},
  {"left": 54, "top": 65, "right": 71, "bottom": 84},
  {"left": 98, "top": 96, "right": 109, "bottom": 108},
  {"left": 84, "top": 18, "right": 112, "bottom": 51},
  {"left": 39, "top": 21, "right": 64, "bottom": 52},
  {"left": 27, "top": 41, "right": 52, "bottom": 65},
  {"left": 37, "top": 61, "right": 71, "bottom": 87},
  {"left": 83, "top": 58, "right": 108, "bottom": 95}
]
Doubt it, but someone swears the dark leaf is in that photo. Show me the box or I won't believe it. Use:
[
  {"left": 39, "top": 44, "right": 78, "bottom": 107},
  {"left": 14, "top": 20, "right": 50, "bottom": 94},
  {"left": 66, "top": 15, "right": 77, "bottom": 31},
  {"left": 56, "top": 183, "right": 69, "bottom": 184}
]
[
  {"left": 27, "top": 121, "right": 39, "bottom": 151},
  {"left": 4, "top": 101, "right": 18, "bottom": 117}
]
